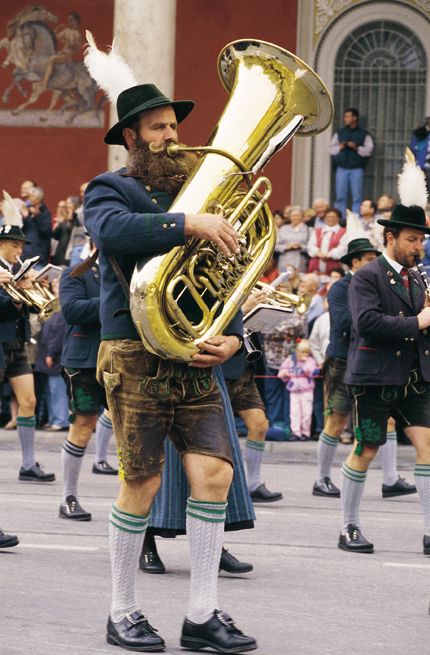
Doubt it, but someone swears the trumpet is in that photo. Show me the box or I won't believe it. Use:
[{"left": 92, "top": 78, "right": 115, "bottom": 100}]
[
  {"left": 0, "top": 262, "right": 59, "bottom": 322},
  {"left": 254, "top": 280, "right": 311, "bottom": 315}
]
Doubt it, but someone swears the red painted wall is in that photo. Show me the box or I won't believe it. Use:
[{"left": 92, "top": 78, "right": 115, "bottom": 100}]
[
  {"left": 0, "top": 1, "right": 113, "bottom": 208},
  {"left": 174, "top": 0, "right": 298, "bottom": 210}
]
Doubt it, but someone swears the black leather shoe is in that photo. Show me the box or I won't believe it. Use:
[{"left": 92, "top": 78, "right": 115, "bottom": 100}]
[
  {"left": 19, "top": 462, "right": 55, "bottom": 482},
  {"left": 382, "top": 477, "right": 417, "bottom": 498},
  {"left": 338, "top": 524, "right": 374, "bottom": 553},
  {"left": 250, "top": 483, "right": 283, "bottom": 503},
  {"left": 139, "top": 546, "right": 166, "bottom": 574},
  {"left": 423, "top": 535, "right": 430, "bottom": 555},
  {"left": 92, "top": 460, "right": 118, "bottom": 475},
  {"left": 0, "top": 529, "right": 19, "bottom": 548},
  {"left": 219, "top": 548, "right": 253, "bottom": 574},
  {"left": 181, "top": 610, "right": 257, "bottom": 653},
  {"left": 59, "top": 495, "right": 92, "bottom": 521},
  {"left": 313, "top": 477, "right": 341, "bottom": 497},
  {"left": 107, "top": 611, "right": 165, "bottom": 651}
]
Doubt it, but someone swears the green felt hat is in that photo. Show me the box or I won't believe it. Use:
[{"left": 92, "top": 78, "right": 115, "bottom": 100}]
[
  {"left": 0, "top": 225, "right": 30, "bottom": 243},
  {"left": 340, "top": 237, "right": 380, "bottom": 265},
  {"left": 377, "top": 204, "right": 430, "bottom": 233},
  {"left": 104, "top": 84, "right": 195, "bottom": 146}
]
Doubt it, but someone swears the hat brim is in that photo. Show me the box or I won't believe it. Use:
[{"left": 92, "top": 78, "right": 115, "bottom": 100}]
[
  {"left": 104, "top": 99, "right": 195, "bottom": 146},
  {"left": 377, "top": 218, "right": 430, "bottom": 233},
  {"left": 340, "top": 247, "right": 381, "bottom": 265},
  {"left": 0, "top": 234, "right": 31, "bottom": 244}
]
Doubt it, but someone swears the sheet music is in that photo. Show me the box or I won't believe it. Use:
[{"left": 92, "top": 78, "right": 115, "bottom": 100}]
[
  {"left": 243, "top": 303, "right": 293, "bottom": 332},
  {"left": 13, "top": 256, "right": 40, "bottom": 282}
]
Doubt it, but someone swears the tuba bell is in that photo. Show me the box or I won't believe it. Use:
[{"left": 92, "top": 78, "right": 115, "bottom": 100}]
[{"left": 130, "top": 39, "right": 333, "bottom": 361}]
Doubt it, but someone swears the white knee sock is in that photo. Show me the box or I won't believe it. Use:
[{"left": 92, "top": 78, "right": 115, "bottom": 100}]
[
  {"left": 109, "top": 504, "right": 149, "bottom": 622},
  {"left": 186, "top": 498, "right": 227, "bottom": 624},
  {"left": 377, "top": 432, "right": 398, "bottom": 486}
]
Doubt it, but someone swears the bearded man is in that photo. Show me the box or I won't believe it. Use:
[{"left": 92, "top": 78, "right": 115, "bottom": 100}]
[{"left": 84, "top": 83, "right": 257, "bottom": 654}]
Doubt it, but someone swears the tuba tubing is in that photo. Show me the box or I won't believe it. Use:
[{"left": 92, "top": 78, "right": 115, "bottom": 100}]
[{"left": 130, "top": 39, "right": 333, "bottom": 361}]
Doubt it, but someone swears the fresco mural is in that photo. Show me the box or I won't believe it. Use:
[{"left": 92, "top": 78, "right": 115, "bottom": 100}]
[{"left": 0, "top": 5, "right": 105, "bottom": 127}]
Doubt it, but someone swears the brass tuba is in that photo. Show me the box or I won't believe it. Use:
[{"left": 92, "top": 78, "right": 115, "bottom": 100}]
[{"left": 130, "top": 39, "right": 333, "bottom": 361}]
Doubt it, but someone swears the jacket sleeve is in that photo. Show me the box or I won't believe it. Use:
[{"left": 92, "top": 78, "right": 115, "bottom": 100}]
[
  {"left": 348, "top": 269, "right": 420, "bottom": 341},
  {"left": 60, "top": 271, "right": 100, "bottom": 325},
  {"left": 328, "top": 279, "right": 351, "bottom": 343},
  {"left": 84, "top": 175, "right": 187, "bottom": 256},
  {"left": 46, "top": 315, "right": 66, "bottom": 360},
  {"left": 0, "top": 293, "right": 22, "bottom": 322}
]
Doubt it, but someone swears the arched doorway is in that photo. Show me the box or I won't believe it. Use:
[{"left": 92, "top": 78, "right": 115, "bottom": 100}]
[{"left": 333, "top": 20, "right": 426, "bottom": 201}]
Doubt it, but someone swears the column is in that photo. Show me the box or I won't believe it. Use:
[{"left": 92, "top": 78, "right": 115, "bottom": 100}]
[{"left": 108, "top": 0, "right": 177, "bottom": 170}]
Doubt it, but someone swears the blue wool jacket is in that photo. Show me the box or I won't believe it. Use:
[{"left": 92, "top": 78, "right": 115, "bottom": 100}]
[
  {"left": 60, "top": 265, "right": 101, "bottom": 368},
  {"left": 326, "top": 273, "right": 352, "bottom": 360},
  {"left": 84, "top": 169, "right": 242, "bottom": 341}
]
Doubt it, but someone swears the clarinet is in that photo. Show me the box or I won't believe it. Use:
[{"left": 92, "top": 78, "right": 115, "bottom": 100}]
[{"left": 414, "top": 255, "right": 430, "bottom": 301}]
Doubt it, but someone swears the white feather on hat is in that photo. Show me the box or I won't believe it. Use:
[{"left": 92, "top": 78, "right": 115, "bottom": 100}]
[
  {"left": 1, "top": 190, "right": 23, "bottom": 227},
  {"left": 398, "top": 147, "right": 428, "bottom": 209},
  {"left": 84, "top": 31, "right": 137, "bottom": 104},
  {"left": 345, "top": 209, "right": 367, "bottom": 241}
]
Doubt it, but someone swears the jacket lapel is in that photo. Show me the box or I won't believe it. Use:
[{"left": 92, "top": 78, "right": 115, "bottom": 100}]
[{"left": 379, "top": 256, "right": 414, "bottom": 309}]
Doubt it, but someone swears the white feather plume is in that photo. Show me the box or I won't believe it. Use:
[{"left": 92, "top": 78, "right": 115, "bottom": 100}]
[
  {"left": 345, "top": 209, "right": 366, "bottom": 241},
  {"left": 84, "top": 31, "right": 137, "bottom": 103},
  {"left": 1, "top": 190, "right": 23, "bottom": 227},
  {"left": 398, "top": 147, "right": 428, "bottom": 209}
]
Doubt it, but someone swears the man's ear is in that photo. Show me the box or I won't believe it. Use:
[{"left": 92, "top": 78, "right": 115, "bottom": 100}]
[{"left": 123, "top": 127, "right": 136, "bottom": 149}]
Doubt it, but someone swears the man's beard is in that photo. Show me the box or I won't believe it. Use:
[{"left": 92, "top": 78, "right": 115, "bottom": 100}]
[{"left": 126, "top": 137, "right": 198, "bottom": 196}]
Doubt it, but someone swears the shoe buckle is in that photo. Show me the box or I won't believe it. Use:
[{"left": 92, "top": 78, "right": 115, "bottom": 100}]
[{"left": 126, "top": 611, "right": 145, "bottom": 625}]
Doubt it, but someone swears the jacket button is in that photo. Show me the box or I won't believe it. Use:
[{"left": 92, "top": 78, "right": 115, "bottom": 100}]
[
  {"left": 152, "top": 198, "right": 158, "bottom": 204},
  {"left": 170, "top": 223, "right": 176, "bottom": 227},
  {"left": 425, "top": 350, "right": 430, "bottom": 356},
  {"left": 396, "top": 351, "right": 401, "bottom": 357},
  {"left": 398, "top": 311, "right": 405, "bottom": 316},
  {"left": 162, "top": 223, "right": 168, "bottom": 229}
]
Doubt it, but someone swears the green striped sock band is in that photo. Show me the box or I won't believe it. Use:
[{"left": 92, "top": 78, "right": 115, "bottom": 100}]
[
  {"left": 17, "top": 416, "right": 36, "bottom": 427},
  {"left": 186, "top": 498, "right": 227, "bottom": 523},
  {"left": 320, "top": 432, "right": 338, "bottom": 447},
  {"left": 415, "top": 465, "right": 430, "bottom": 477},
  {"left": 109, "top": 504, "right": 149, "bottom": 534},
  {"left": 245, "top": 438, "right": 265, "bottom": 451},
  {"left": 341, "top": 463, "right": 367, "bottom": 483},
  {"left": 386, "top": 431, "right": 397, "bottom": 441}
]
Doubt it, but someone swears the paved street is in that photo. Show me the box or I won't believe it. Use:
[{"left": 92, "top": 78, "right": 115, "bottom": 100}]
[{"left": 0, "top": 430, "right": 429, "bottom": 655}]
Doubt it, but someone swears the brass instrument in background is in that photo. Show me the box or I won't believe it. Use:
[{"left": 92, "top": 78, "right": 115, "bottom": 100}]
[
  {"left": 130, "top": 39, "right": 333, "bottom": 361},
  {"left": 0, "top": 270, "right": 59, "bottom": 323},
  {"left": 254, "top": 281, "right": 311, "bottom": 315}
]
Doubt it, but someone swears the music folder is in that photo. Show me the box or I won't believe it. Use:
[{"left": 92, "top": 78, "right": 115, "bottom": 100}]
[{"left": 243, "top": 303, "right": 293, "bottom": 333}]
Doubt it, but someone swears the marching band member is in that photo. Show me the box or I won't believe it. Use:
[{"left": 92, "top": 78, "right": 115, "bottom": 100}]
[
  {"left": 83, "top": 36, "right": 256, "bottom": 653},
  {"left": 339, "top": 154, "right": 430, "bottom": 554}
]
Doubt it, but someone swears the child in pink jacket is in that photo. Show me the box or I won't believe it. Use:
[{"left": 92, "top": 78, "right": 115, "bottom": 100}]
[{"left": 278, "top": 339, "right": 319, "bottom": 440}]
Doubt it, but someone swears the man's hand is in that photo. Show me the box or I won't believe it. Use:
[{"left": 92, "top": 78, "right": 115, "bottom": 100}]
[
  {"left": 242, "top": 290, "right": 267, "bottom": 314},
  {"left": 15, "top": 276, "right": 33, "bottom": 291},
  {"left": 45, "top": 356, "right": 54, "bottom": 368},
  {"left": 189, "top": 335, "right": 241, "bottom": 368},
  {"left": 346, "top": 141, "right": 357, "bottom": 150},
  {"left": 184, "top": 213, "right": 239, "bottom": 258},
  {"left": 418, "top": 307, "right": 430, "bottom": 329},
  {"left": 0, "top": 270, "right": 12, "bottom": 285}
]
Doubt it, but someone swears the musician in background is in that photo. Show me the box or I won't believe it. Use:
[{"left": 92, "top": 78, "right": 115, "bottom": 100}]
[
  {"left": 312, "top": 238, "right": 416, "bottom": 499},
  {"left": 0, "top": 225, "right": 55, "bottom": 483},
  {"left": 84, "top": 39, "right": 256, "bottom": 653},
  {"left": 340, "top": 181, "right": 430, "bottom": 554}
]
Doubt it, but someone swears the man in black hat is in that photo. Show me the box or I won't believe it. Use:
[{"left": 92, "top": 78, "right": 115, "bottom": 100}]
[
  {"left": 339, "top": 206, "right": 430, "bottom": 554},
  {"left": 0, "top": 225, "right": 55, "bottom": 483},
  {"left": 84, "top": 84, "right": 256, "bottom": 653},
  {"left": 313, "top": 238, "right": 416, "bottom": 499}
]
